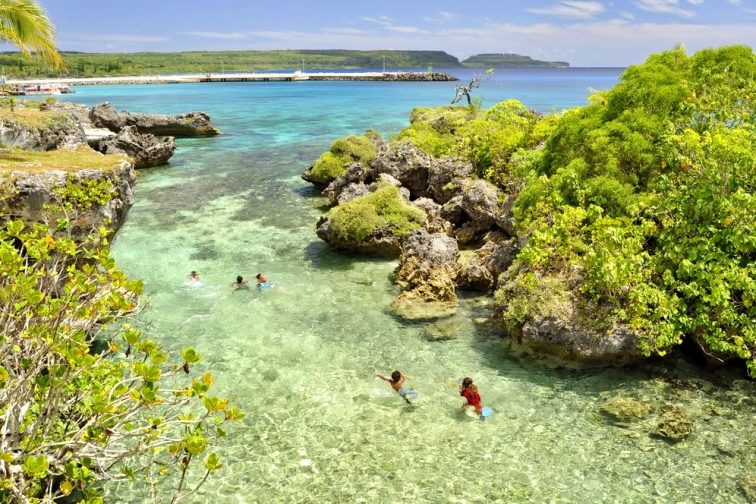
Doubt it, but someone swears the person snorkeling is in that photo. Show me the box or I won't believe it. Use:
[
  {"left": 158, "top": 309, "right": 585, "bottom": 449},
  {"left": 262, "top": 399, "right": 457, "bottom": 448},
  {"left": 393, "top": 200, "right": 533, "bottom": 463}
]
[
  {"left": 232, "top": 275, "right": 249, "bottom": 291},
  {"left": 376, "top": 370, "right": 417, "bottom": 404}
]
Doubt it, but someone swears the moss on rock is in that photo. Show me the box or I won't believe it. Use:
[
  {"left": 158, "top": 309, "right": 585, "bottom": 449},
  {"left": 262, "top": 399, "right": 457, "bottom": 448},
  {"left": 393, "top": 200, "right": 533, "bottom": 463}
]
[
  {"left": 327, "top": 184, "right": 425, "bottom": 242},
  {"left": 309, "top": 133, "right": 377, "bottom": 186}
]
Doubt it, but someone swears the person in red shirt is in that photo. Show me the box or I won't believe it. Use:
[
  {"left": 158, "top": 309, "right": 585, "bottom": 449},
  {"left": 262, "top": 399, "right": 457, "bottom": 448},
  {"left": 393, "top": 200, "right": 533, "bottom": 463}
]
[{"left": 460, "top": 377, "right": 483, "bottom": 414}]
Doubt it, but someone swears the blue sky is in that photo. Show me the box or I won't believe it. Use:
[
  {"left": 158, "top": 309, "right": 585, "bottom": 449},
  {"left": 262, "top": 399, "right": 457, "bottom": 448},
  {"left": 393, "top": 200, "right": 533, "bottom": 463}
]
[{"left": 37, "top": 0, "right": 755, "bottom": 66}]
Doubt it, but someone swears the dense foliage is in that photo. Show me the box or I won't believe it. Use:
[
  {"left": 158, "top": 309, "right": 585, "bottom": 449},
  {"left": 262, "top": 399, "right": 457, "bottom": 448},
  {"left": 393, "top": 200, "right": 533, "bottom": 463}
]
[
  {"left": 0, "top": 49, "right": 462, "bottom": 78},
  {"left": 0, "top": 185, "right": 242, "bottom": 501},
  {"left": 461, "top": 53, "right": 569, "bottom": 68},
  {"left": 327, "top": 184, "right": 426, "bottom": 242},
  {"left": 392, "top": 45, "right": 755, "bottom": 374}
]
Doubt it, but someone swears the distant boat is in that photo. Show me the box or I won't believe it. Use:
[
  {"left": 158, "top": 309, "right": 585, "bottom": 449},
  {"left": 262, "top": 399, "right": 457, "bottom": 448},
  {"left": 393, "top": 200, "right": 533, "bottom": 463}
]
[
  {"left": 20, "top": 83, "right": 74, "bottom": 95},
  {"left": 292, "top": 70, "right": 309, "bottom": 81}
]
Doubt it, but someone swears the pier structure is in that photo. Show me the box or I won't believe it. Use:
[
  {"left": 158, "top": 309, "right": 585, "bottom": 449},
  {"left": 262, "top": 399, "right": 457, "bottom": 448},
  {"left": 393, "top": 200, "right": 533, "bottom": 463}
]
[{"left": 6, "top": 71, "right": 458, "bottom": 87}]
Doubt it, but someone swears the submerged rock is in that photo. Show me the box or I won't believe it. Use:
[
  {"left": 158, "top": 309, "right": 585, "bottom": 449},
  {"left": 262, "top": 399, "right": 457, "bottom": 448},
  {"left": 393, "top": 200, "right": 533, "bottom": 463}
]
[
  {"left": 600, "top": 396, "right": 653, "bottom": 423},
  {"left": 740, "top": 474, "right": 756, "bottom": 503},
  {"left": 422, "top": 318, "right": 473, "bottom": 342},
  {"left": 390, "top": 297, "right": 457, "bottom": 321},
  {"left": 651, "top": 406, "right": 694, "bottom": 442}
]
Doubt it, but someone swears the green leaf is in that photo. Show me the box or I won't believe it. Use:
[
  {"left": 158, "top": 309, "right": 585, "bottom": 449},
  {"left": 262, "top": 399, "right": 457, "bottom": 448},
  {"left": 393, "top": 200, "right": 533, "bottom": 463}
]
[
  {"left": 204, "top": 453, "right": 223, "bottom": 471},
  {"left": 23, "top": 454, "right": 49, "bottom": 479},
  {"left": 181, "top": 347, "right": 202, "bottom": 364}
]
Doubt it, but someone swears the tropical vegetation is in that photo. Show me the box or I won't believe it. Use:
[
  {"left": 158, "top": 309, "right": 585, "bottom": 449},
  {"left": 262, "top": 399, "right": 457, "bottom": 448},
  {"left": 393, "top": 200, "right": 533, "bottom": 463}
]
[
  {"left": 0, "top": 177, "right": 243, "bottom": 502},
  {"left": 321, "top": 45, "right": 755, "bottom": 375},
  {"left": 0, "top": 0, "right": 62, "bottom": 69}
]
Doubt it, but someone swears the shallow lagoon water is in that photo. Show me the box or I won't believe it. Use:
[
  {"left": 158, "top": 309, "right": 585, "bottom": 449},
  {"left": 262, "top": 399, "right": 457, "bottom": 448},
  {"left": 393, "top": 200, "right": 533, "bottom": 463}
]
[{"left": 65, "top": 69, "right": 755, "bottom": 503}]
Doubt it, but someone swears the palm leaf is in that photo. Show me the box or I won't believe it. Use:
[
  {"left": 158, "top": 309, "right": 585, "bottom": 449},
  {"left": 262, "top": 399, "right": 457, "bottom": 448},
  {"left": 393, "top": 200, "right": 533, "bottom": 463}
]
[{"left": 0, "top": 0, "right": 64, "bottom": 69}]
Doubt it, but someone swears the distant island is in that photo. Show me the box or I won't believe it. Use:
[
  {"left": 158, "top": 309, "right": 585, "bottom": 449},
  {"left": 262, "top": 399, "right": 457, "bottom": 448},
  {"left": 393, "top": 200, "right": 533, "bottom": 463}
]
[
  {"left": 461, "top": 53, "right": 570, "bottom": 68},
  {"left": 0, "top": 49, "right": 568, "bottom": 78}
]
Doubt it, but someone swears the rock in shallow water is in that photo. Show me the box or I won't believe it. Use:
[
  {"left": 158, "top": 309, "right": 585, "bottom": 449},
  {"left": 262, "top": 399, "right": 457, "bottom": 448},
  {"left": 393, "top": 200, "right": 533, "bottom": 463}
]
[
  {"left": 651, "top": 406, "right": 694, "bottom": 442},
  {"left": 600, "top": 396, "right": 653, "bottom": 423}
]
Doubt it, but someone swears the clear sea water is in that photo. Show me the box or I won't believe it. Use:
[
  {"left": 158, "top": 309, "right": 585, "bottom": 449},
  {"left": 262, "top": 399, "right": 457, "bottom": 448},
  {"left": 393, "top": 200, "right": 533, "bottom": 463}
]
[{"left": 64, "top": 68, "right": 755, "bottom": 503}]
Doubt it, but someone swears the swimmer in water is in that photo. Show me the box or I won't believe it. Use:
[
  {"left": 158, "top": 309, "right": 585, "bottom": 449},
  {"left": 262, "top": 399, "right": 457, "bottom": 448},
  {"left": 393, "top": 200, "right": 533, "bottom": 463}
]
[
  {"left": 460, "top": 377, "right": 483, "bottom": 415},
  {"left": 188, "top": 271, "right": 200, "bottom": 282},
  {"left": 232, "top": 275, "right": 249, "bottom": 291},
  {"left": 376, "top": 370, "right": 417, "bottom": 404},
  {"left": 255, "top": 273, "right": 271, "bottom": 290}
]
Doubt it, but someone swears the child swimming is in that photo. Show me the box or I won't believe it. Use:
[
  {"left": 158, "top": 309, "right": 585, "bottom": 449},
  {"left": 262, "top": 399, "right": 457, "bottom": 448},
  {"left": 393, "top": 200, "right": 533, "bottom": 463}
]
[
  {"left": 460, "top": 377, "right": 483, "bottom": 414},
  {"left": 255, "top": 273, "right": 271, "bottom": 290},
  {"left": 376, "top": 370, "right": 418, "bottom": 404},
  {"left": 187, "top": 271, "right": 203, "bottom": 287},
  {"left": 232, "top": 275, "right": 249, "bottom": 291}
]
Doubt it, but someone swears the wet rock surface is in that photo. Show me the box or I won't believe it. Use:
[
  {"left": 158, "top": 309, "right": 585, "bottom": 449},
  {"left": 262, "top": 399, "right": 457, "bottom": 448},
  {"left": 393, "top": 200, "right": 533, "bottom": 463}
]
[{"left": 600, "top": 396, "right": 654, "bottom": 423}]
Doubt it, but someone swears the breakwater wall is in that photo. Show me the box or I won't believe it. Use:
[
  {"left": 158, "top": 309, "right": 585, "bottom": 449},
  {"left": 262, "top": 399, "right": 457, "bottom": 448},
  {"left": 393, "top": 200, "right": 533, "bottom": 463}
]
[{"left": 8, "top": 71, "right": 458, "bottom": 87}]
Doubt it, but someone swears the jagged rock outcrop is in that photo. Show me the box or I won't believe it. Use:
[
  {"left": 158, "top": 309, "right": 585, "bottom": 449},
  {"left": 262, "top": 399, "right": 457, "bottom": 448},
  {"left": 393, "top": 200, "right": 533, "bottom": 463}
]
[
  {"left": 90, "top": 103, "right": 220, "bottom": 137},
  {"left": 1, "top": 160, "right": 136, "bottom": 237},
  {"left": 457, "top": 232, "right": 518, "bottom": 292},
  {"left": 391, "top": 230, "right": 459, "bottom": 320},
  {"left": 91, "top": 126, "right": 176, "bottom": 168},
  {"left": 315, "top": 216, "right": 402, "bottom": 257},
  {"left": 0, "top": 114, "right": 85, "bottom": 151}
]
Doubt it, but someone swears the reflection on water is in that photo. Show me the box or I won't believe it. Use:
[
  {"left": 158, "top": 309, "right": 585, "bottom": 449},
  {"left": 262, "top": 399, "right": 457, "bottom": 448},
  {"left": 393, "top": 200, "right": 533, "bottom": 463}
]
[{"left": 61, "top": 74, "right": 755, "bottom": 503}]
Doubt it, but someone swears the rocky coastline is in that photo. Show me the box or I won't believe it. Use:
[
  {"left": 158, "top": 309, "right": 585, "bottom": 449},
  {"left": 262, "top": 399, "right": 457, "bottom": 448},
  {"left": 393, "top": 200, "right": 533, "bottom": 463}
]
[
  {"left": 0, "top": 99, "right": 220, "bottom": 235},
  {"left": 303, "top": 132, "right": 641, "bottom": 366}
]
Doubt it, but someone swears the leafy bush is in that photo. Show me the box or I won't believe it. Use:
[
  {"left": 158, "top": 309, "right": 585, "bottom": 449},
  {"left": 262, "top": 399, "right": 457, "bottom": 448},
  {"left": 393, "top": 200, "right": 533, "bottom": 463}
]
[
  {"left": 502, "top": 45, "right": 755, "bottom": 373},
  {"left": 328, "top": 185, "right": 425, "bottom": 242},
  {"left": 0, "top": 219, "right": 243, "bottom": 501},
  {"left": 393, "top": 105, "right": 474, "bottom": 157}
]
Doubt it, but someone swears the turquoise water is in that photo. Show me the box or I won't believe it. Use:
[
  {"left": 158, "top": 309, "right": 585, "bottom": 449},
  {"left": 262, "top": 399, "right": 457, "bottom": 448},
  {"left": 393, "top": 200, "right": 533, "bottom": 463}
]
[{"left": 65, "top": 69, "right": 755, "bottom": 503}]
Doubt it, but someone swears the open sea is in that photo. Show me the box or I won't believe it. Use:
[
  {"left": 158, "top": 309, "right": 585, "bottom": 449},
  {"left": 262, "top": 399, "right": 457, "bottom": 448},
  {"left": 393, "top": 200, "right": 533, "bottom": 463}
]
[{"left": 64, "top": 68, "right": 755, "bottom": 503}]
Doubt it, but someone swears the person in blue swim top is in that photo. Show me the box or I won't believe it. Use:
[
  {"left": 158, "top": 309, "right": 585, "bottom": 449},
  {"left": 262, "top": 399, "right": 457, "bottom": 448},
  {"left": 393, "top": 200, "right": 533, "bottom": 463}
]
[
  {"left": 376, "top": 370, "right": 417, "bottom": 404},
  {"left": 255, "top": 273, "right": 271, "bottom": 290}
]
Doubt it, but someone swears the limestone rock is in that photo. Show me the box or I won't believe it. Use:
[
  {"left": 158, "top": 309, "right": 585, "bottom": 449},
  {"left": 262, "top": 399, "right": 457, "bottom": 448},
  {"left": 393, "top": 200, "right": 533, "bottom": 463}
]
[
  {"left": 651, "top": 406, "right": 694, "bottom": 442},
  {"left": 322, "top": 162, "right": 369, "bottom": 204},
  {"left": 90, "top": 102, "right": 220, "bottom": 137},
  {"left": 496, "top": 274, "right": 642, "bottom": 365},
  {"left": 315, "top": 216, "right": 401, "bottom": 258},
  {"left": 372, "top": 141, "right": 432, "bottom": 198},
  {"left": 1, "top": 161, "right": 136, "bottom": 238},
  {"left": 334, "top": 182, "right": 370, "bottom": 204},
  {"left": 411, "top": 197, "right": 452, "bottom": 234},
  {"left": 91, "top": 126, "right": 175, "bottom": 168},
  {"left": 426, "top": 157, "right": 474, "bottom": 204},
  {"left": 600, "top": 396, "right": 653, "bottom": 422},
  {"left": 395, "top": 230, "right": 459, "bottom": 302},
  {"left": 459, "top": 179, "right": 505, "bottom": 234},
  {"left": 0, "top": 114, "right": 85, "bottom": 151},
  {"left": 392, "top": 230, "right": 459, "bottom": 320}
]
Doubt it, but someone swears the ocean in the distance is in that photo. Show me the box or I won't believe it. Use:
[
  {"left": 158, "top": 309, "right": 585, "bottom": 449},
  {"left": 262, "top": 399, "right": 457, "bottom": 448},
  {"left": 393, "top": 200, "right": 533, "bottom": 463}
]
[{"left": 63, "top": 67, "right": 756, "bottom": 503}]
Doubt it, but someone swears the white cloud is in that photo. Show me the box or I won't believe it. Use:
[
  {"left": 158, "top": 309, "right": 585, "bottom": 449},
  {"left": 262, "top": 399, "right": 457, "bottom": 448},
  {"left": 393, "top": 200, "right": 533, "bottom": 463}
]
[
  {"left": 63, "top": 33, "right": 168, "bottom": 43},
  {"left": 181, "top": 31, "right": 247, "bottom": 40},
  {"left": 620, "top": 11, "right": 636, "bottom": 19},
  {"left": 634, "top": 0, "right": 695, "bottom": 17},
  {"left": 727, "top": 0, "right": 742, "bottom": 4},
  {"left": 528, "top": 1, "right": 606, "bottom": 19}
]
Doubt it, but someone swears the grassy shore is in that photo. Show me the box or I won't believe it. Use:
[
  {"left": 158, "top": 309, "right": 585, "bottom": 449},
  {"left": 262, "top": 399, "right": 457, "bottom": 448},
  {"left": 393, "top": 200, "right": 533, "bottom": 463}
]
[{"left": 0, "top": 146, "right": 128, "bottom": 174}]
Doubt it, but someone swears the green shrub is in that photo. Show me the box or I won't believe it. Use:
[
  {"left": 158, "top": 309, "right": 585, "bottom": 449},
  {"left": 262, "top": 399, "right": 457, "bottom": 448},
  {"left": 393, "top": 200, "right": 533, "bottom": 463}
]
[
  {"left": 328, "top": 185, "right": 425, "bottom": 242},
  {"left": 495, "top": 272, "right": 570, "bottom": 333}
]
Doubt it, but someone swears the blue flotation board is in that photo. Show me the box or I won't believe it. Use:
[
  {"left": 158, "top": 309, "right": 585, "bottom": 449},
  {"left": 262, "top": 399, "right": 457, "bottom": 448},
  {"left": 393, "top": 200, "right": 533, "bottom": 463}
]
[{"left": 480, "top": 407, "right": 493, "bottom": 419}]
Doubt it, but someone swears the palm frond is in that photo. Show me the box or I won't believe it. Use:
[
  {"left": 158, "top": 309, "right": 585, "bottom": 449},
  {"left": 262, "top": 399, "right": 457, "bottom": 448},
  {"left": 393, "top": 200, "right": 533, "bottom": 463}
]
[{"left": 0, "top": 0, "right": 64, "bottom": 70}]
